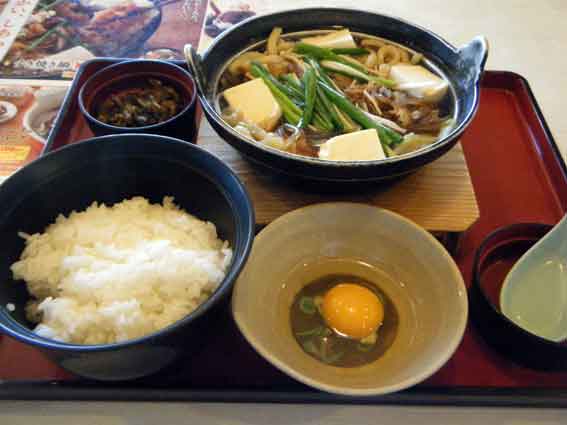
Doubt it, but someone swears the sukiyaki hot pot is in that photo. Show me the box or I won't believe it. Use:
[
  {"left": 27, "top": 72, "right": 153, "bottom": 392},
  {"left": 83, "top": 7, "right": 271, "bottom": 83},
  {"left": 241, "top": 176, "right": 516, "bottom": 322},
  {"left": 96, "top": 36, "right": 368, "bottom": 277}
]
[{"left": 186, "top": 8, "right": 488, "bottom": 183}]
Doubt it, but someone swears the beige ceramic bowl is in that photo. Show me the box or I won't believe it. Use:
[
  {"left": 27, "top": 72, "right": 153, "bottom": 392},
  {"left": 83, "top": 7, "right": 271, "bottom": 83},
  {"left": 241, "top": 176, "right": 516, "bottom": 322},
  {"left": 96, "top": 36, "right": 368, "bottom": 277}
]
[{"left": 232, "top": 203, "right": 467, "bottom": 396}]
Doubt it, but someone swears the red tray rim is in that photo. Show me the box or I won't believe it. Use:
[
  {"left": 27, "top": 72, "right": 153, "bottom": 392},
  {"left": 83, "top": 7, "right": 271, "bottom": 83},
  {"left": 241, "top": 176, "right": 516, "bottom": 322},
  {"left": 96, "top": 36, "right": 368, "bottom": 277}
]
[{"left": 3, "top": 62, "right": 567, "bottom": 407}]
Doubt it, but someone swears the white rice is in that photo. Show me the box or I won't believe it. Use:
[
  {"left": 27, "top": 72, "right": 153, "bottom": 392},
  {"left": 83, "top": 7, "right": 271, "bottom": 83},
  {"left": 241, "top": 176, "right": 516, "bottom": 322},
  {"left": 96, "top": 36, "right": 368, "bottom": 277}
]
[{"left": 10, "top": 196, "right": 232, "bottom": 345}]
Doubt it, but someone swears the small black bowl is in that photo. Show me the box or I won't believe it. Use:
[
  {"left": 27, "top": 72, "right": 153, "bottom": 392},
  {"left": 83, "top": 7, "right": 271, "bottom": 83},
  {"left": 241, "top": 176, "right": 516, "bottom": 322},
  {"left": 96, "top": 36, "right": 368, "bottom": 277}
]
[
  {"left": 0, "top": 134, "right": 254, "bottom": 381},
  {"left": 470, "top": 223, "right": 567, "bottom": 371},
  {"left": 186, "top": 7, "right": 488, "bottom": 183},
  {"left": 79, "top": 60, "right": 198, "bottom": 142}
]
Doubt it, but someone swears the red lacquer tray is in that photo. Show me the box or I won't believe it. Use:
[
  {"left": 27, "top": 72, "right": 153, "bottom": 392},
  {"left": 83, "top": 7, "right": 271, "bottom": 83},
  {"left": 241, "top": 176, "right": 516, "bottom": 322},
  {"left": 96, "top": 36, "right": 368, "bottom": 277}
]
[{"left": 1, "top": 61, "right": 567, "bottom": 406}]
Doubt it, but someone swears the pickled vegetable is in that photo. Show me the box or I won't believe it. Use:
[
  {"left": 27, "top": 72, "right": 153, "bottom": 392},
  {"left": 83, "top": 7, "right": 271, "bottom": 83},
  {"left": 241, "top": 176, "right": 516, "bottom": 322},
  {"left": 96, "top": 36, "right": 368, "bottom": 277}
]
[{"left": 96, "top": 78, "right": 183, "bottom": 127}]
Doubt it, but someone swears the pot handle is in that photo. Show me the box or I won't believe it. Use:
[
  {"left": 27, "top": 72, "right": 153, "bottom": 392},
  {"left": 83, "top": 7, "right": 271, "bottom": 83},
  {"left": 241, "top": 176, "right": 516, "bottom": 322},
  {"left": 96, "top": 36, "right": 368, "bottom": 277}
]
[
  {"left": 457, "top": 36, "right": 489, "bottom": 88},
  {"left": 184, "top": 44, "right": 207, "bottom": 97}
]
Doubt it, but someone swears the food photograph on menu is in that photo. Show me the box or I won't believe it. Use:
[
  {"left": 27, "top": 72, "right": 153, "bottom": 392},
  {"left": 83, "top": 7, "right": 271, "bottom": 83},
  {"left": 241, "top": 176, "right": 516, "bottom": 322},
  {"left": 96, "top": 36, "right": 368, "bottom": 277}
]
[
  {"left": 0, "top": 83, "right": 67, "bottom": 182},
  {"left": 0, "top": 0, "right": 208, "bottom": 78}
]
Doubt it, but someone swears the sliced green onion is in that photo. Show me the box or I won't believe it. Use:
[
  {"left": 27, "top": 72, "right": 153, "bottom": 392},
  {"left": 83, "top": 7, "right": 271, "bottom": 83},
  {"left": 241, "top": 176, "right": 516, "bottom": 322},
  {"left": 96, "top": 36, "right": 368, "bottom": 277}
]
[
  {"left": 334, "top": 106, "right": 360, "bottom": 132},
  {"left": 308, "top": 58, "right": 340, "bottom": 91},
  {"left": 302, "top": 339, "right": 319, "bottom": 355},
  {"left": 296, "top": 326, "right": 323, "bottom": 337},
  {"left": 299, "top": 296, "right": 317, "bottom": 315},
  {"left": 313, "top": 295, "right": 324, "bottom": 313},
  {"left": 280, "top": 74, "right": 333, "bottom": 132},
  {"left": 25, "top": 23, "right": 64, "bottom": 51},
  {"left": 356, "top": 342, "right": 373, "bottom": 352},
  {"left": 321, "top": 327, "right": 333, "bottom": 337},
  {"left": 320, "top": 60, "right": 395, "bottom": 88},
  {"left": 299, "top": 67, "right": 317, "bottom": 128},
  {"left": 331, "top": 47, "right": 370, "bottom": 56},
  {"left": 250, "top": 62, "right": 302, "bottom": 125},
  {"left": 294, "top": 43, "right": 367, "bottom": 72},
  {"left": 317, "top": 81, "right": 403, "bottom": 146},
  {"left": 296, "top": 43, "right": 395, "bottom": 88},
  {"left": 322, "top": 350, "right": 344, "bottom": 364},
  {"left": 315, "top": 85, "right": 343, "bottom": 131},
  {"left": 313, "top": 110, "right": 334, "bottom": 131},
  {"left": 319, "top": 337, "right": 343, "bottom": 364},
  {"left": 279, "top": 74, "right": 304, "bottom": 99}
]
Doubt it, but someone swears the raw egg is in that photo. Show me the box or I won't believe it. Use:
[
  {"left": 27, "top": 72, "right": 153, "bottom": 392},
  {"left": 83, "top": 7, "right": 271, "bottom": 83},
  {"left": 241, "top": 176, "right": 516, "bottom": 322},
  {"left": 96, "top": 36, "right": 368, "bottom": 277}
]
[{"left": 322, "top": 283, "right": 384, "bottom": 339}]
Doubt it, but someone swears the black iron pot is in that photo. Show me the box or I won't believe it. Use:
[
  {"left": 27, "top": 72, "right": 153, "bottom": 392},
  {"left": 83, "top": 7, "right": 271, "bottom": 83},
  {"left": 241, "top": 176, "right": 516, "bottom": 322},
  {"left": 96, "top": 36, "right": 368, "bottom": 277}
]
[{"left": 186, "top": 7, "right": 488, "bottom": 183}]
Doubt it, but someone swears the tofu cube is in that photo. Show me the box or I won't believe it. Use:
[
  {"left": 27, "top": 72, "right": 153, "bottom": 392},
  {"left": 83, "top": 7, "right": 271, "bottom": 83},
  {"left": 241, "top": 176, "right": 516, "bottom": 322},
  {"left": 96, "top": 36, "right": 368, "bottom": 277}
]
[
  {"left": 222, "top": 78, "right": 282, "bottom": 131},
  {"left": 301, "top": 29, "right": 357, "bottom": 49},
  {"left": 318, "top": 129, "right": 385, "bottom": 161},
  {"left": 390, "top": 65, "right": 449, "bottom": 103}
]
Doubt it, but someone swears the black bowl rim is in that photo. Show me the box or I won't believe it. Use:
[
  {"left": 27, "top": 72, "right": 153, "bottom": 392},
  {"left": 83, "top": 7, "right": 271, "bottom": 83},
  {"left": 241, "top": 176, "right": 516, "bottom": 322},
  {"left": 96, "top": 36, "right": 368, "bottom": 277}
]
[
  {"left": 78, "top": 59, "right": 197, "bottom": 132},
  {"left": 199, "top": 6, "right": 487, "bottom": 168},
  {"left": 471, "top": 222, "right": 567, "bottom": 350},
  {"left": 0, "top": 133, "right": 255, "bottom": 352}
]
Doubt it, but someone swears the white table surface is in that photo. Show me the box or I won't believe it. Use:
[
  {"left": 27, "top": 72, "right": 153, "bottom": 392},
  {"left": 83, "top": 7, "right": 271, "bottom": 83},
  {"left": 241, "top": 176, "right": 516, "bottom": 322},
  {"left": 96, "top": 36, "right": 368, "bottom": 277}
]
[{"left": 3, "top": 0, "right": 567, "bottom": 422}]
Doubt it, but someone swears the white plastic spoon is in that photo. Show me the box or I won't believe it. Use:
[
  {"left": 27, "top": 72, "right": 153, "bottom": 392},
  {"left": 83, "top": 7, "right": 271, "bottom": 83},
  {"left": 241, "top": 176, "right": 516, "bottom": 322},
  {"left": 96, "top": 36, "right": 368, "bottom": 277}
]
[{"left": 500, "top": 214, "right": 567, "bottom": 342}]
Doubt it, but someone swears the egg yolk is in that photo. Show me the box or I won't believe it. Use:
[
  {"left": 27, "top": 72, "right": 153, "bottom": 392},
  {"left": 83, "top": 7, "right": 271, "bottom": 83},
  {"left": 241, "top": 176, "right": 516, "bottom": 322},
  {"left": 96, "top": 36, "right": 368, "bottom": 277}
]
[{"left": 322, "top": 283, "right": 384, "bottom": 339}]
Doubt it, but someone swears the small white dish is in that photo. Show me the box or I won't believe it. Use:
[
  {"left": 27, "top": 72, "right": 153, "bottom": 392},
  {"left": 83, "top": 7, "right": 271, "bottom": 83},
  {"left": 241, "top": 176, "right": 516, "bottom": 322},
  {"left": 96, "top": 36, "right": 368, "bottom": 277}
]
[
  {"left": 23, "top": 87, "right": 67, "bottom": 143},
  {"left": 0, "top": 101, "right": 18, "bottom": 124}
]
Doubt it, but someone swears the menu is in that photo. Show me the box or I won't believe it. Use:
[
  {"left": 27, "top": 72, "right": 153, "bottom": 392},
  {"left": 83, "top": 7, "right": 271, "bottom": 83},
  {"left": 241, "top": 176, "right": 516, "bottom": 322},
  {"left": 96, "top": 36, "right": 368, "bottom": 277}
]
[
  {"left": 0, "top": 80, "right": 68, "bottom": 181},
  {"left": 198, "top": 0, "right": 270, "bottom": 51},
  {"left": 0, "top": 0, "right": 279, "bottom": 181},
  {"left": 0, "top": 0, "right": 209, "bottom": 78},
  {"left": 0, "top": 0, "right": 210, "bottom": 181}
]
